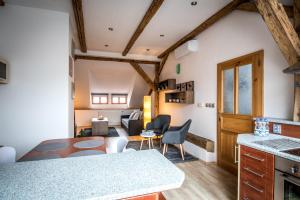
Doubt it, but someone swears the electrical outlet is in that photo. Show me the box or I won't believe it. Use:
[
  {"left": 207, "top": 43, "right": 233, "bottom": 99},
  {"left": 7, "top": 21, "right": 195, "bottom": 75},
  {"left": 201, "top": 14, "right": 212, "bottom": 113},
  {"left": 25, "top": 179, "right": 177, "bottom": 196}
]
[{"left": 273, "top": 123, "right": 281, "bottom": 134}]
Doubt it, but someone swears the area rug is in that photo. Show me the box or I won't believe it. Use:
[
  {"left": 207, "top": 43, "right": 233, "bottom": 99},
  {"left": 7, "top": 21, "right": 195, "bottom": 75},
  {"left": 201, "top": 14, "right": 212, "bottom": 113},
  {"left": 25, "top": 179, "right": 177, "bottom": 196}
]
[
  {"left": 126, "top": 140, "right": 198, "bottom": 164},
  {"left": 79, "top": 127, "right": 119, "bottom": 137}
]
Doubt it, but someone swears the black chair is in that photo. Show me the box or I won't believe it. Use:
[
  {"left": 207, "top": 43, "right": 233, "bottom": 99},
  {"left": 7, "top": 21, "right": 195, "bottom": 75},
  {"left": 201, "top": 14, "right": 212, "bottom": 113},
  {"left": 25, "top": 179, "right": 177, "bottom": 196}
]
[
  {"left": 146, "top": 115, "right": 171, "bottom": 147},
  {"left": 162, "top": 119, "right": 192, "bottom": 160}
]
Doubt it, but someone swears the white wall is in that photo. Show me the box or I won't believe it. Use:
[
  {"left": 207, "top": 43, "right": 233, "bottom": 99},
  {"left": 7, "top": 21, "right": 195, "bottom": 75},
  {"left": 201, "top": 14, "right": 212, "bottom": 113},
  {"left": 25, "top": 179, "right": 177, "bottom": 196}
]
[
  {"left": 0, "top": 4, "right": 70, "bottom": 159},
  {"left": 74, "top": 60, "right": 154, "bottom": 109},
  {"left": 75, "top": 109, "right": 138, "bottom": 127},
  {"left": 159, "top": 11, "right": 294, "bottom": 162}
]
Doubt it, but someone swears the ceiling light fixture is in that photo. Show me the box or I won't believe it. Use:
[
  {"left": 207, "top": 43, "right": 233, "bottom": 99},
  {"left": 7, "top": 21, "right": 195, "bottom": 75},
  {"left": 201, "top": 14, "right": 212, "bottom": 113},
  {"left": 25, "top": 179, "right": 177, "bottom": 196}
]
[
  {"left": 160, "top": 34, "right": 165, "bottom": 37},
  {"left": 146, "top": 49, "right": 150, "bottom": 52},
  {"left": 191, "top": 1, "right": 197, "bottom": 6},
  {"left": 108, "top": 27, "right": 114, "bottom": 31},
  {"left": 104, "top": 44, "right": 109, "bottom": 47}
]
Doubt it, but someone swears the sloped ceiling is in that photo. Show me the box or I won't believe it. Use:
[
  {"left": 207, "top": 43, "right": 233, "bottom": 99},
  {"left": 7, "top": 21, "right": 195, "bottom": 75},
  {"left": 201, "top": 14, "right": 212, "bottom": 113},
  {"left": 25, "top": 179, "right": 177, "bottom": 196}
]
[{"left": 74, "top": 60, "right": 155, "bottom": 109}]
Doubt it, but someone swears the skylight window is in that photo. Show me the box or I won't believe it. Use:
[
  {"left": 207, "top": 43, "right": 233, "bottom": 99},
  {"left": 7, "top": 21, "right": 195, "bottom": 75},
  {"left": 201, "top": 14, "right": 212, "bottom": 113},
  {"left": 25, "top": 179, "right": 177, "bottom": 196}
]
[
  {"left": 111, "top": 94, "right": 127, "bottom": 104},
  {"left": 91, "top": 93, "right": 108, "bottom": 104}
]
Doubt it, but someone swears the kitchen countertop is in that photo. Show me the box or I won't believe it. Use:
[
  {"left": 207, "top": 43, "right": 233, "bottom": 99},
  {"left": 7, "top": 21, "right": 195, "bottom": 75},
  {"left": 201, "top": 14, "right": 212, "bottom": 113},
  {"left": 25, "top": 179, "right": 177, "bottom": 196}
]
[
  {"left": 253, "top": 117, "right": 300, "bottom": 126},
  {"left": 0, "top": 150, "right": 185, "bottom": 200},
  {"left": 237, "top": 133, "right": 300, "bottom": 162}
]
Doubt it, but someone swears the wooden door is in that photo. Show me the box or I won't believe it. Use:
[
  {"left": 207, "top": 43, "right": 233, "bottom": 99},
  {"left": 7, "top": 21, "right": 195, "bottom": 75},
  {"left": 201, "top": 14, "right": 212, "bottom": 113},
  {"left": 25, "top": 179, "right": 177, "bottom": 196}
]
[{"left": 217, "top": 50, "right": 264, "bottom": 175}]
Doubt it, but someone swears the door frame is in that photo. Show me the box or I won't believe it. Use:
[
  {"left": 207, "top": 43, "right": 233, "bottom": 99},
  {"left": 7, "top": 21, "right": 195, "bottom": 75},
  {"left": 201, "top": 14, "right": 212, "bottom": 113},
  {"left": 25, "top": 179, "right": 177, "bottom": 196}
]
[{"left": 217, "top": 50, "right": 264, "bottom": 174}]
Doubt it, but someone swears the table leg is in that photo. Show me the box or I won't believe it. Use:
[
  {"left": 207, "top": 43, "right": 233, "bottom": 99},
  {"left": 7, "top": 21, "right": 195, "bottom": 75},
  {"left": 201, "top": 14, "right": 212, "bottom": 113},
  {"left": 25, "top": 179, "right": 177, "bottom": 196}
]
[
  {"left": 148, "top": 138, "right": 151, "bottom": 149},
  {"left": 151, "top": 138, "right": 154, "bottom": 148},
  {"left": 140, "top": 139, "right": 144, "bottom": 150}
]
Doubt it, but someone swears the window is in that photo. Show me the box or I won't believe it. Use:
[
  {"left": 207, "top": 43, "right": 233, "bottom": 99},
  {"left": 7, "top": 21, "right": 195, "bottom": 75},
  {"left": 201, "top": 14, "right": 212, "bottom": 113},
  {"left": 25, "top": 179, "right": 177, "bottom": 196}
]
[
  {"left": 111, "top": 94, "right": 127, "bottom": 104},
  {"left": 91, "top": 93, "right": 108, "bottom": 104}
]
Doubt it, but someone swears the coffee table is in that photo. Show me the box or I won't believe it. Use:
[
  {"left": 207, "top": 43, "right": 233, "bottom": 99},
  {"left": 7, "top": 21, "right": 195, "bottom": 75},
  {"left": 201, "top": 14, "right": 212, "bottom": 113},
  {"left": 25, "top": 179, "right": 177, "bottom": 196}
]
[
  {"left": 140, "top": 131, "right": 156, "bottom": 150},
  {"left": 92, "top": 117, "right": 108, "bottom": 136}
]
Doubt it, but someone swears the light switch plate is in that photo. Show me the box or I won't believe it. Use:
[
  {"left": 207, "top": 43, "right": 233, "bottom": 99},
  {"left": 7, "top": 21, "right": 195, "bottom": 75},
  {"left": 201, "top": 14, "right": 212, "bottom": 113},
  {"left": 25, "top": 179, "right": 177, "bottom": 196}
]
[{"left": 273, "top": 123, "right": 281, "bottom": 134}]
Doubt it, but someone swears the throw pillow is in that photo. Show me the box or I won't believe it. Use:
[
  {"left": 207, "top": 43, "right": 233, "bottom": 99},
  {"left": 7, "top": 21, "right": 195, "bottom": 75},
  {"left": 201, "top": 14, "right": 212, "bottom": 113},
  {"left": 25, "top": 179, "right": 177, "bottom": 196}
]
[
  {"left": 129, "top": 111, "right": 136, "bottom": 120},
  {"left": 132, "top": 111, "right": 140, "bottom": 120}
]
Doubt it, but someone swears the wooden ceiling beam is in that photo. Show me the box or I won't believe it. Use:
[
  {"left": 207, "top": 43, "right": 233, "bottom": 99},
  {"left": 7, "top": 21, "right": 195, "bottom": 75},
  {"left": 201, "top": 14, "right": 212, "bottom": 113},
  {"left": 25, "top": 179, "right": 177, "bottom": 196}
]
[
  {"left": 256, "top": 0, "right": 300, "bottom": 66},
  {"left": 237, "top": 2, "right": 294, "bottom": 18},
  {"left": 72, "top": 0, "right": 87, "bottom": 53},
  {"left": 158, "top": 0, "right": 246, "bottom": 58},
  {"left": 294, "top": 0, "right": 300, "bottom": 36},
  {"left": 122, "top": 0, "right": 164, "bottom": 56},
  {"left": 130, "top": 62, "right": 154, "bottom": 90},
  {"left": 158, "top": 54, "right": 169, "bottom": 76},
  {"left": 293, "top": 0, "right": 300, "bottom": 122},
  {"left": 74, "top": 55, "right": 160, "bottom": 65},
  {"left": 148, "top": 54, "right": 169, "bottom": 95}
]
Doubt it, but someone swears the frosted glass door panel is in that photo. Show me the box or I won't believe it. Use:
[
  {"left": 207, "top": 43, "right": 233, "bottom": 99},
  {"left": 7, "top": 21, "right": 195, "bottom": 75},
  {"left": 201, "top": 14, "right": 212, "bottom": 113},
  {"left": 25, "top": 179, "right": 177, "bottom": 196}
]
[
  {"left": 238, "top": 64, "right": 252, "bottom": 115},
  {"left": 223, "top": 68, "right": 234, "bottom": 113}
]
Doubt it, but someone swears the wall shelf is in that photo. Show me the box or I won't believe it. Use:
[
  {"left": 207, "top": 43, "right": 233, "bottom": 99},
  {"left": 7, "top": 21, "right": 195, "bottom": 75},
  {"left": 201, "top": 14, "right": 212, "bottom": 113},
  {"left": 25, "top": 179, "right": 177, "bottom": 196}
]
[
  {"left": 165, "top": 81, "right": 194, "bottom": 104},
  {"left": 157, "top": 79, "right": 176, "bottom": 91}
]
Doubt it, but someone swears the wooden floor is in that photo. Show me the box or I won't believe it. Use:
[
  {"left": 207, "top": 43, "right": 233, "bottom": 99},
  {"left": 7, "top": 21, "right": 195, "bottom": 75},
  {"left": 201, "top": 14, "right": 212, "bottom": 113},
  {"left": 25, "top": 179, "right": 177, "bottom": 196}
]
[{"left": 163, "top": 161, "right": 237, "bottom": 200}]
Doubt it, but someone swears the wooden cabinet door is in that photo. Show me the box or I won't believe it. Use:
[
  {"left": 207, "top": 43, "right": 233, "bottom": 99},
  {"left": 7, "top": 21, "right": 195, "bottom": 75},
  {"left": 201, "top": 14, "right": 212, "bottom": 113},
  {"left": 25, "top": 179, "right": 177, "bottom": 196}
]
[{"left": 217, "top": 50, "right": 264, "bottom": 175}]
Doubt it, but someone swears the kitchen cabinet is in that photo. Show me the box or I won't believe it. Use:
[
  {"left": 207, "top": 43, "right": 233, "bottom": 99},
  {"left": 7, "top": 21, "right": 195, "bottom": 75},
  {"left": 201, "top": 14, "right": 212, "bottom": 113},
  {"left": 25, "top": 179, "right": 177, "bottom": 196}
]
[{"left": 239, "top": 145, "right": 274, "bottom": 200}]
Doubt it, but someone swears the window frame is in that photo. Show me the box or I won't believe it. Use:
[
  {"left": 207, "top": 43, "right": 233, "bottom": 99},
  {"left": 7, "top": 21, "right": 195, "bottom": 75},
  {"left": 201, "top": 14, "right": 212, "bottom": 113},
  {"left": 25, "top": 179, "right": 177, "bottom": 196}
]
[
  {"left": 91, "top": 93, "right": 109, "bottom": 104},
  {"left": 111, "top": 94, "right": 128, "bottom": 104}
]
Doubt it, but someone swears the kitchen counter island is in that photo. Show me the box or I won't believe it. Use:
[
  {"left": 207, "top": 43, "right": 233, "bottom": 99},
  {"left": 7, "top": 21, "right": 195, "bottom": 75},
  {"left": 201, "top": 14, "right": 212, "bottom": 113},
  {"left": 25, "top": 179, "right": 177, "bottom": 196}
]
[{"left": 0, "top": 150, "right": 184, "bottom": 200}]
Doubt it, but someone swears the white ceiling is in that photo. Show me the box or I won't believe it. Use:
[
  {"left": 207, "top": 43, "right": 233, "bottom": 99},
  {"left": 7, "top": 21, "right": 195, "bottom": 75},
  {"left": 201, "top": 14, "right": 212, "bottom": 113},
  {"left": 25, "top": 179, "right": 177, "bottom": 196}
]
[{"left": 83, "top": 0, "right": 232, "bottom": 56}]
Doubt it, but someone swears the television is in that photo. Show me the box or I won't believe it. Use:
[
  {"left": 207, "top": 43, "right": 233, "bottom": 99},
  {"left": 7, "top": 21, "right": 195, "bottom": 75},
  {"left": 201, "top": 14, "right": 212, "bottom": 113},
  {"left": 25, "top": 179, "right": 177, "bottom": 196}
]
[{"left": 0, "top": 59, "right": 8, "bottom": 84}]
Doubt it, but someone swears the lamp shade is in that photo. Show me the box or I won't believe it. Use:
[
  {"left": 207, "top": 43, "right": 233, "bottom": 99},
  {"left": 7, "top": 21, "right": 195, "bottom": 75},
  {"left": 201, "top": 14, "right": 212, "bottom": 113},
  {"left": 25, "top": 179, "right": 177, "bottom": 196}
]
[{"left": 143, "top": 96, "right": 152, "bottom": 128}]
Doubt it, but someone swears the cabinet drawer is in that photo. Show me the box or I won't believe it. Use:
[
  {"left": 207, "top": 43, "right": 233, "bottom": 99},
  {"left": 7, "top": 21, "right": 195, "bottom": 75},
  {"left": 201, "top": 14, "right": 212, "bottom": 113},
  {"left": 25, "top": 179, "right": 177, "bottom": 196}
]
[
  {"left": 240, "top": 145, "right": 267, "bottom": 170},
  {"left": 239, "top": 145, "right": 274, "bottom": 200},
  {"left": 240, "top": 178, "right": 265, "bottom": 200}
]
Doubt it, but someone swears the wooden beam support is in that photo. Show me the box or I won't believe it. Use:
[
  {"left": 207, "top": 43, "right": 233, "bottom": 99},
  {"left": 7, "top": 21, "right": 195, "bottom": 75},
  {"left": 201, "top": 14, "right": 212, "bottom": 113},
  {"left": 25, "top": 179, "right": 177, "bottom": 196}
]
[
  {"left": 256, "top": 0, "right": 300, "bottom": 65},
  {"left": 294, "top": 0, "right": 300, "bottom": 35},
  {"left": 122, "top": 0, "right": 164, "bottom": 56},
  {"left": 256, "top": 0, "right": 300, "bottom": 121},
  {"left": 0, "top": 0, "right": 5, "bottom": 6},
  {"left": 237, "top": 2, "right": 294, "bottom": 18},
  {"left": 148, "top": 89, "right": 153, "bottom": 96},
  {"left": 158, "top": 0, "right": 245, "bottom": 58},
  {"left": 130, "top": 62, "right": 154, "bottom": 90},
  {"left": 294, "top": 0, "right": 300, "bottom": 122},
  {"left": 75, "top": 55, "right": 160, "bottom": 65},
  {"left": 154, "top": 63, "right": 160, "bottom": 116},
  {"left": 72, "top": 0, "right": 87, "bottom": 53},
  {"left": 158, "top": 54, "right": 169, "bottom": 76}
]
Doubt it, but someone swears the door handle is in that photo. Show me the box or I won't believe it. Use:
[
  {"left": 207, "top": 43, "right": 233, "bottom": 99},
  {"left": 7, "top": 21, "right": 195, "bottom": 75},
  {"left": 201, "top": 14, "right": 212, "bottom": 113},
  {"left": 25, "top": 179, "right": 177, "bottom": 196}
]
[{"left": 234, "top": 145, "right": 239, "bottom": 164}]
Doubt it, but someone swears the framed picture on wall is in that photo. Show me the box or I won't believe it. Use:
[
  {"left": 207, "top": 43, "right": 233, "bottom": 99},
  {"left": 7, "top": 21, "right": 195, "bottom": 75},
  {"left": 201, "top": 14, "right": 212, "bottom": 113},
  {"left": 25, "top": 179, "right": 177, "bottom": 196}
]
[{"left": 69, "top": 56, "right": 73, "bottom": 78}]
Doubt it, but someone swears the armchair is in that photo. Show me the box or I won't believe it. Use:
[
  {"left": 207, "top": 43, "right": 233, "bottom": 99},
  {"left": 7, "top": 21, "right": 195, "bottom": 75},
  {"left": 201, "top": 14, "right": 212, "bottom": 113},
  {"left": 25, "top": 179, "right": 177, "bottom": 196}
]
[
  {"left": 162, "top": 119, "right": 192, "bottom": 160},
  {"left": 146, "top": 115, "right": 171, "bottom": 147}
]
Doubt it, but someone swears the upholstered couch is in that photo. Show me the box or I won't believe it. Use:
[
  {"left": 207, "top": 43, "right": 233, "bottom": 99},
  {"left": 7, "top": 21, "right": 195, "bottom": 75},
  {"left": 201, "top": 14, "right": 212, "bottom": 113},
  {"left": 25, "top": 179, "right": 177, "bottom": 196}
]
[{"left": 121, "top": 111, "right": 143, "bottom": 136}]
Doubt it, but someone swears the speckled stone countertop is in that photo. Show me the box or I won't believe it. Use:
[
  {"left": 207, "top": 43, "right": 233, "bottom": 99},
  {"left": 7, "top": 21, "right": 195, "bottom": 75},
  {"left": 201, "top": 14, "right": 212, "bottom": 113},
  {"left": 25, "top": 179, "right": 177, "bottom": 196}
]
[
  {"left": 253, "top": 117, "right": 300, "bottom": 126},
  {"left": 237, "top": 134, "right": 300, "bottom": 162},
  {"left": 0, "top": 150, "right": 185, "bottom": 200}
]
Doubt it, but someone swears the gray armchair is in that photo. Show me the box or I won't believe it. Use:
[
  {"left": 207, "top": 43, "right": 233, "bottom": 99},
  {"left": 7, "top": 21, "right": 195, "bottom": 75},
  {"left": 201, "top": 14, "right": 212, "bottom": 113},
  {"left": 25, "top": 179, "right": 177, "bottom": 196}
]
[
  {"left": 162, "top": 119, "right": 192, "bottom": 160},
  {"left": 146, "top": 115, "right": 171, "bottom": 147}
]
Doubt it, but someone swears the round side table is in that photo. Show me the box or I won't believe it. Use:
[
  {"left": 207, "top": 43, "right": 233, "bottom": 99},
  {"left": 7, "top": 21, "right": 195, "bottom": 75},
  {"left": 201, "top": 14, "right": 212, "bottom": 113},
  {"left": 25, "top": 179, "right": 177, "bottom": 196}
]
[{"left": 140, "top": 131, "right": 156, "bottom": 150}]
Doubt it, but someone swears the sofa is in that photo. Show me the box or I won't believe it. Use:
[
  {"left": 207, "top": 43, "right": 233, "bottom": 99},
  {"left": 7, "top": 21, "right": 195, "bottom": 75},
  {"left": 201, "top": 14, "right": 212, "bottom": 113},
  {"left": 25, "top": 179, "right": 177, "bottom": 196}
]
[{"left": 121, "top": 111, "right": 143, "bottom": 136}]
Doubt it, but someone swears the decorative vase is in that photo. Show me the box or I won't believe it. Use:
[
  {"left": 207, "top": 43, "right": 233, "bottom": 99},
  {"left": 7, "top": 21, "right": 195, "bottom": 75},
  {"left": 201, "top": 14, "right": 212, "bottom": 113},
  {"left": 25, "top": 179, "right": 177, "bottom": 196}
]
[{"left": 254, "top": 118, "right": 269, "bottom": 137}]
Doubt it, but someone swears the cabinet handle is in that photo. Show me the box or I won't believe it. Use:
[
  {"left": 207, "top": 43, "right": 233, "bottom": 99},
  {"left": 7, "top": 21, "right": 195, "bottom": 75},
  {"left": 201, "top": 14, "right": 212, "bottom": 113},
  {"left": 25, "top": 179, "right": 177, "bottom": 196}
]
[
  {"left": 243, "top": 167, "right": 264, "bottom": 178},
  {"left": 234, "top": 145, "right": 239, "bottom": 164},
  {"left": 243, "top": 153, "right": 265, "bottom": 162},
  {"left": 243, "top": 181, "right": 264, "bottom": 193}
]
